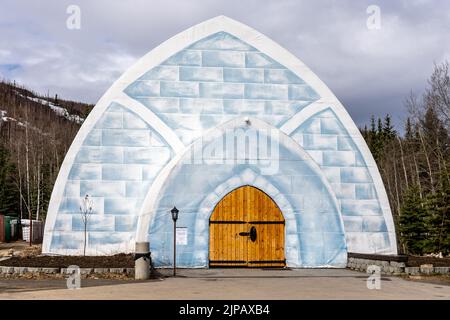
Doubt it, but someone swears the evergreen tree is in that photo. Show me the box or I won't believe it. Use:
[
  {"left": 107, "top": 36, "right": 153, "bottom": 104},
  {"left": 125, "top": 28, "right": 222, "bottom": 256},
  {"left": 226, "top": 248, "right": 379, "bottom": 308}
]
[
  {"left": 377, "top": 117, "right": 383, "bottom": 136},
  {"left": 399, "top": 185, "right": 428, "bottom": 254},
  {"left": 369, "top": 115, "right": 377, "bottom": 148},
  {"left": 383, "top": 114, "right": 396, "bottom": 141},
  {"left": 423, "top": 170, "right": 450, "bottom": 254},
  {"left": 369, "top": 116, "right": 385, "bottom": 162},
  {"left": 370, "top": 115, "right": 377, "bottom": 135},
  {"left": 0, "top": 143, "right": 19, "bottom": 216}
]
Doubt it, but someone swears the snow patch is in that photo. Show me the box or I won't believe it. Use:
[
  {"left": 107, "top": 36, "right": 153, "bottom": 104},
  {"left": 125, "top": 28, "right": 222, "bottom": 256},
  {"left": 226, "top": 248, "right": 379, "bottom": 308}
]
[
  {"left": 1, "top": 109, "right": 25, "bottom": 126},
  {"left": 17, "top": 93, "right": 84, "bottom": 124},
  {"left": 0, "top": 109, "right": 49, "bottom": 132}
]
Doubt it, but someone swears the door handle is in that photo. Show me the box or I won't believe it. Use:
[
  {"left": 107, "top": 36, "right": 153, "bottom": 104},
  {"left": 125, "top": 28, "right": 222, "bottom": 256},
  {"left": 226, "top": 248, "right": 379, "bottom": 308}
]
[
  {"left": 249, "top": 226, "right": 257, "bottom": 242},
  {"left": 239, "top": 227, "right": 257, "bottom": 242}
]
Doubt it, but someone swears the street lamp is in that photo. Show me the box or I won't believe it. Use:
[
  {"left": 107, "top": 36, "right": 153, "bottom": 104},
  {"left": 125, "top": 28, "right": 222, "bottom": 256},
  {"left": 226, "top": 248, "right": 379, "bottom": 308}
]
[{"left": 171, "top": 206, "right": 179, "bottom": 276}]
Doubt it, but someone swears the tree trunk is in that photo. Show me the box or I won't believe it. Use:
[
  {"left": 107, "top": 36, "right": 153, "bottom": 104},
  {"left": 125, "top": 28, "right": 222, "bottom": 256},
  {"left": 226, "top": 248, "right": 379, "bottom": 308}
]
[
  {"left": 418, "top": 129, "right": 435, "bottom": 193},
  {"left": 397, "top": 136, "right": 409, "bottom": 190}
]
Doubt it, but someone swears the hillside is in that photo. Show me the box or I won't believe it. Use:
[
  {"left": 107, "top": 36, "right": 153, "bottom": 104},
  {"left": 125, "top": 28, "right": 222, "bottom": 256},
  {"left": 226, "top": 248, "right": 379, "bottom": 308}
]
[{"left": 0, "top": 81, "right": 93, "bottom": 220}]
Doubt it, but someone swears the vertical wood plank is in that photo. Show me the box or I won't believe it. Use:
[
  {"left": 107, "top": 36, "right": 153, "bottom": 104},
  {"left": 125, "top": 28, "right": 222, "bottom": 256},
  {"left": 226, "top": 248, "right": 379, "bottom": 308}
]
[{"left": 209, "top": 186, "right": 285, "bottom": 268}]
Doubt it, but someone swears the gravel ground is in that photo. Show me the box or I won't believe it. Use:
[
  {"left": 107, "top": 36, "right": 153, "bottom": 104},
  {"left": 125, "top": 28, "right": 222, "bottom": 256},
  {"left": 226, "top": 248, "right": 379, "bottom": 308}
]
[
  {"left": 1, "top": 254, "right": 134, "bottom": 268},
  {"left": 407, "top": 256, "right": 450, "bottom": 267}
]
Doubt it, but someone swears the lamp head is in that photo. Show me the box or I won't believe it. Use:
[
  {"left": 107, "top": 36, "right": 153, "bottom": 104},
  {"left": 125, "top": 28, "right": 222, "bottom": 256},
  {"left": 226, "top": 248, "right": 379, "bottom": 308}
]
[{"left": 171, "top": 206, "right": 179, "bottom": 221}]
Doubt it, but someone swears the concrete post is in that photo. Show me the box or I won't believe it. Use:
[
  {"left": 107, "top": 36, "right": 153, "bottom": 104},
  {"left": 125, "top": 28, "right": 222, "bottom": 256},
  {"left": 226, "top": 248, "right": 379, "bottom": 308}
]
[{"left": 135, "top": 242, "right": 150, "bottom": 280}]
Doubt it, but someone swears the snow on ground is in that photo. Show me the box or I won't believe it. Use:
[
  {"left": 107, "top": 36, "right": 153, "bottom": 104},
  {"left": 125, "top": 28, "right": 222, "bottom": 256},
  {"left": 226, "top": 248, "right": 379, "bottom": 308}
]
[
  {"left": 17, "top": 93, "right": 84, "bottom": 124},
  {"left": 0, "top": 109, "right": 26, "bottom": 126},
  {"left": 0, "top": 109, "right": 51, "bottom": 136}
]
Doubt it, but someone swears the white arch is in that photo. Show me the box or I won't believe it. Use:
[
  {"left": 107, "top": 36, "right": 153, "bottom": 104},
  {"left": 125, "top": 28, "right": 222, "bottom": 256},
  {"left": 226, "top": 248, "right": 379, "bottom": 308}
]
[
  {"left": 44, "top": 15, "right": 396, "bottom": 254},
  {"left": 281, "top": 102, "right": 397, "bottom": 254},
  {"left": 136, "top": 116, "right": 346, "bottom": 250},
  {"left": 126, "top": 15, "right": 395, "bottom": 253},
  {"left": 42, "top": 90, "right": 183, "bottom": 253},
  {"left": 193, "top": 169, "right": 302, "bottom": 267}
]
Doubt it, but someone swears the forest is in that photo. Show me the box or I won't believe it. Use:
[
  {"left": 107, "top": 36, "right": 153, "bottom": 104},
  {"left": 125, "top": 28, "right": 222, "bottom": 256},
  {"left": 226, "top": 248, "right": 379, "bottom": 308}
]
[
  {"left": 362, "top": 61, "right": 449, "bottom": 255},
  {"left": 0, "top": 61, "right": 448, "bottom": 256},
  {"left": 0, "top": 80, "right": 92, "bottom": 225}
]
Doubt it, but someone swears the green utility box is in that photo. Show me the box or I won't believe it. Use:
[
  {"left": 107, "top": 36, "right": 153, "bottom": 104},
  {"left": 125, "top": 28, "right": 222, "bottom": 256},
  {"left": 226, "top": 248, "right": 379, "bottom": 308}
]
[
  {"left": 1, "top": 216, "right": 19, "bottom": 242},
  {"left": 3, "top": 215, "right": 11, "bottom": 242},
  {"left": 0, "top": 215, "right": 4, "bottom": 242}
]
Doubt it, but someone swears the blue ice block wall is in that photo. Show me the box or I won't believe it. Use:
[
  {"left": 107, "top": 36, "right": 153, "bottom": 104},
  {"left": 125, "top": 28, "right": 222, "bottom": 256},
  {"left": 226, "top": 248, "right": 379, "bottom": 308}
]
[
  {"left": 51, "top": 103, "right": 173, "bottom": 254},
  {"left": 148, "top": 125, "right": 347, "bottom": 268},
  {"left": 124, "top": 32, "right": 319, "bottom": 145},
  {"left": 290, "top": 108, "right": 391, "bottom": 253},
  {"left": 47, "top": 29, "right": 392, "bottom": 261}
]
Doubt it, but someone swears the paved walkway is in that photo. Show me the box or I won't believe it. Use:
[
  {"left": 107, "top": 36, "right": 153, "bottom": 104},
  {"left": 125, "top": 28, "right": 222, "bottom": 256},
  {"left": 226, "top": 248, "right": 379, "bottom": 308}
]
[{"left": 0, "top": 268, "right": 449, "bottom": 300}]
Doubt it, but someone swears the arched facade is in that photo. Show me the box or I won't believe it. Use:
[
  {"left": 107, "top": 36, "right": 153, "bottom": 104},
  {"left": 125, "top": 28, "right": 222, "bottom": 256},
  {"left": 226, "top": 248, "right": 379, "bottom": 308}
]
[{"left": 42, "top": 16, "right": 397, "bottom": 267}]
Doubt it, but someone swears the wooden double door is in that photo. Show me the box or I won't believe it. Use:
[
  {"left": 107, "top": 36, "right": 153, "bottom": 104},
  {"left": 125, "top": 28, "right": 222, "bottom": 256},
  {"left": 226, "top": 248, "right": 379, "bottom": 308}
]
[{"left": 209, "top": 186, "right": 285, "bottom": 267}]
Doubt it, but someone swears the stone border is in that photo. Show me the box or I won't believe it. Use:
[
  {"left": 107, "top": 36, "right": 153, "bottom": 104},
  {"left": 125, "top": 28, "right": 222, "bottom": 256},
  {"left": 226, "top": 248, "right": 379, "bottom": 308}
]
[
  {"left": 0, "top": 266, "right": 135, "bottom": 275},
  {"left": 347, "top": 257, "right": 450, "bottom": 275},
  {"left": 347, "top": 257, "right": 406, "bottom": 275}
]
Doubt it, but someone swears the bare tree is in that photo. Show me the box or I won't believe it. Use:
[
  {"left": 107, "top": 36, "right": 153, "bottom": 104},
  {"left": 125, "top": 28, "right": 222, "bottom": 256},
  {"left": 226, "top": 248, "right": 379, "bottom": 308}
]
[
  {"left": 426, "top": 61, "right": 450, "bottom": 129},
  {"left": 79, "top": 194, "right": 93, "bottom": 256}
]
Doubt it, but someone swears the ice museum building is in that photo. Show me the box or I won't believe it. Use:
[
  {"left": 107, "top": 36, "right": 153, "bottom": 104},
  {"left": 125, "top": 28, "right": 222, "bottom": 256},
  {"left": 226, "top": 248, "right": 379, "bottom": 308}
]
[{"left": 42, "top": 16, "right": 397, "bottom": 268}]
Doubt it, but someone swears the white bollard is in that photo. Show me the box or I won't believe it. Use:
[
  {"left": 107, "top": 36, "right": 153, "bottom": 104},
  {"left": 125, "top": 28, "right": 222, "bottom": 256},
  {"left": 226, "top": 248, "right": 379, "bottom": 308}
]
[{"left": 135, "top": 242, "right": 150, "bottom": 280}]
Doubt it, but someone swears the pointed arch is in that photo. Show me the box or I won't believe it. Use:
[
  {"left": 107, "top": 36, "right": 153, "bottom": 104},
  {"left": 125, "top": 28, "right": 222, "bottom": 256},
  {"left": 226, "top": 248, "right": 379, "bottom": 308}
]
[
  {"left": 137, "top": 117, "right": 347, "bottom": 267},
  {"left": 43, "top": 15, "right": 396, "bottom": 258}
]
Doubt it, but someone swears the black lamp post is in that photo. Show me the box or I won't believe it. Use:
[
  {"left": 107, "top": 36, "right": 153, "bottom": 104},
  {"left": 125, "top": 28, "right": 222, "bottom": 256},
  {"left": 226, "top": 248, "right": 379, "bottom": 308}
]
[{"left": 171, "top": 206, "right": 179, "bottom": 277}]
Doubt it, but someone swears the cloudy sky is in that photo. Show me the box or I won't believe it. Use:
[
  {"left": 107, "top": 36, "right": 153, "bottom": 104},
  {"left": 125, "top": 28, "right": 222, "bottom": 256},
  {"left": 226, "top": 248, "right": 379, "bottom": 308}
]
[{"left": 1, "top": 0, "right": 449, "bottom": 129}]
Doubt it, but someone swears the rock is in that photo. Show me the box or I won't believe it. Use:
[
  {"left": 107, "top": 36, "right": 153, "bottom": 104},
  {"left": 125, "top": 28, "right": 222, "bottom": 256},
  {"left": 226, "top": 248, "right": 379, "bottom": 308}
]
[
  {"left": 80, "top": 268, "right": 93, "bottom": 275},
  {"left": 13, "top": 267, "right": 27, "bottom": 274},
  {"left": 433, "top": 267, "right": 449, "bottom": 274},
  {"left": 109, "top": 268, "right": 125, "bottom": 274},
  {"left": 390, "top": 261, "right": 405, "bottom": 268},
  {"left": 41, "top": 268, "right": 59, "bottom": 274},
  {"left": 405, "top": 267, "right": 420, "bottom": 275},
  {"left": 1, "top": 266, "right": 14, "bottom": 274},
  {"left": 420, "top": 264, "right": 434, "bottom": 274},
  {"left": 381, "top": 260, "right": 390, "bottom": 267}
]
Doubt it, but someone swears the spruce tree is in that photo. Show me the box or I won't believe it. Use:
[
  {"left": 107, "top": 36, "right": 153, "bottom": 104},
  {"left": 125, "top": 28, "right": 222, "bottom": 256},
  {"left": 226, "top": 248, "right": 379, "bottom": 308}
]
[
  {"left": 423, "top": 170, "right": 450, "bottom": 254},
  {"left": 369, "top": 115, "right": 377, "bottom": 146},
  {"left": 399, "top": 185, "right": 428, "bottom": 254},
  {"left": 383, "top": 114, "right": 396, "bottom": 141},
  {"left": 0, "top": 143, "right": 19, "bottom": 216}
]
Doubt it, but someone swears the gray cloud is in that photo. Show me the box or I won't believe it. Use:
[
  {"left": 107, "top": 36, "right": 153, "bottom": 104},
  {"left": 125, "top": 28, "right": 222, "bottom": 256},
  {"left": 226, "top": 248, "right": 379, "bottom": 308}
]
[{"left": 0, "top": 0, "right": 449, "bottom": 129}]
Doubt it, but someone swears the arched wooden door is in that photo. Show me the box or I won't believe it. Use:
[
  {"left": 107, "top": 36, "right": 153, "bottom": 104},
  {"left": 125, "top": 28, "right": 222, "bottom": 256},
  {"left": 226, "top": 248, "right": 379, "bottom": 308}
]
[{"left": 209, "top": 186, "right": 285, "bottom": 267}]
